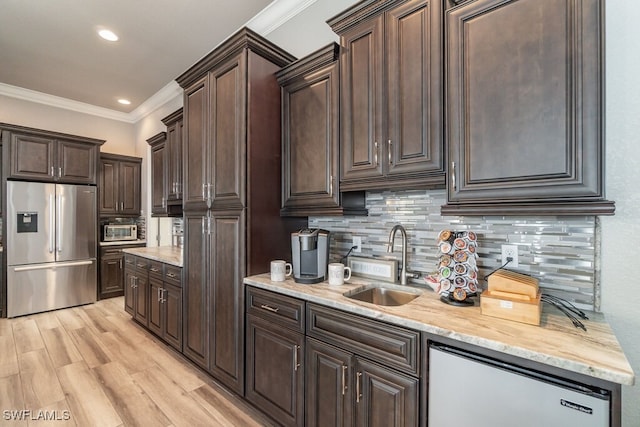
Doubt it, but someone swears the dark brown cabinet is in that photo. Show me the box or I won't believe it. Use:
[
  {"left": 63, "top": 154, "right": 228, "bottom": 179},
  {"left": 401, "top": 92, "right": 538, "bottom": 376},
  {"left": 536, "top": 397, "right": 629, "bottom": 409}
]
[
  {"left": 161, "top": 108, "right": 184, "bottom": 205},
  {"left": 245, "top": 287, "right": 305, "bottom": 427},
  {"left": 277, "top": 43, "right": 366, "bottom": 217},
  {"left": 148, "top": 262, "right": 183, "bottom": 351},
  {"left": 99, "top": 153, "right": 142, "bottom": 217},
  {"left": 123, "top": 254, "right": 149, "bottom": 326},
  {"left": 441, "top": 0, "right": 614, "bottom": 216},
  {"left": 98, "top": 243, "right": 145, "bottom": 300},
  {"left": 147, "top": 132, "right": 169, "bottom": 216},
  {"left": 306, "top": 303, "right": 420, "bottom": 427},
  {"left": 329, "top": 0, "right": 444, "bottom": 192},
  {"left": 177, "top": 28, "right": 306, "bottom": 395},
  {"left": 1, "top": 123, "right": 103, "bottom": 184}
]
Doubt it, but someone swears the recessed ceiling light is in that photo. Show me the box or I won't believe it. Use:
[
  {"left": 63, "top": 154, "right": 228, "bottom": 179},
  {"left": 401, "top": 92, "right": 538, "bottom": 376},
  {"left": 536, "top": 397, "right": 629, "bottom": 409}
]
[
  {"left": 118, "top": 99, "right": 131, "bottom": 105},
  {"left": 98, "top": 29, "right": 119, "bottom": 42}
]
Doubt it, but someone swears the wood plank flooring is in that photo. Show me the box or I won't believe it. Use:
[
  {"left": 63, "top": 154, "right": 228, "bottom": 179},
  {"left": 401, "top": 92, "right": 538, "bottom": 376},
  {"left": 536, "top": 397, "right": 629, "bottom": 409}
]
[{"left": 0, "top": 297, "right": 274, "bottom": 426}]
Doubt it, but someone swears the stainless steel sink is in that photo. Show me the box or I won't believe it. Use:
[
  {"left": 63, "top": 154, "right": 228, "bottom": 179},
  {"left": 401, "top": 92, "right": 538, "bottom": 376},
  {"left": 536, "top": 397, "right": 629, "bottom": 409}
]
[{"left": 343, "top": 285, "right": 422, "bottom": 306}]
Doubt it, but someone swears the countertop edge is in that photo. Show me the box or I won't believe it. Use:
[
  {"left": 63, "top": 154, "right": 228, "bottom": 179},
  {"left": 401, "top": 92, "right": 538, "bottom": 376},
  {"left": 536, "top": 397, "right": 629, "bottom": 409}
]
[
  {"left": 244, "top": 274, "right": 635, "bottom": 386},
  {"left": 122, "top": 246, "right": 183, "bottom": 267}
]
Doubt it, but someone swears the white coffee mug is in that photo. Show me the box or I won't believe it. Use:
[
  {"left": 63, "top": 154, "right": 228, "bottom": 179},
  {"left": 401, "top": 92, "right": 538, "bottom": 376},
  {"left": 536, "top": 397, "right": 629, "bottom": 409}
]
[
  {"left": 271, "top": 260, "right": 292, "bottom": 282},
  {"left": 328, "top": 263, "right": 351, "bottom": 286}
]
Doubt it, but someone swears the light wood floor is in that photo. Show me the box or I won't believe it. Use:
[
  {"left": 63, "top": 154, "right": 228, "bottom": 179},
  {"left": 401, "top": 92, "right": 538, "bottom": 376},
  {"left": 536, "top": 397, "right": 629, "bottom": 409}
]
[{"left": 0, "top": 297, "right": 274, "bottom": 427}]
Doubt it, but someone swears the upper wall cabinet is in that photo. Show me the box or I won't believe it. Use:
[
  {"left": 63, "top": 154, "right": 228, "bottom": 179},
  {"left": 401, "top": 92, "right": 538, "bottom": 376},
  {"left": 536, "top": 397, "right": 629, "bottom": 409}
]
[
  {"left": 441, "top": 0, "right": 614, "bottom": 216},
  {"left": 147, "top": 132, "right": 169, "bottom": 216},
  {"left": 329, "top": 0, "right": 445, "bottom": 192},
  {"left": 276, "top": 43, "right": 366, "bottom": 217},
  {"left": 1, "top": 123, "right": 103, "bottom": 184},
  {"left": 99, "top": 153, "right": 142, "bottom": 217},
  {"left": 161, "top": 108, "right": 184, "bottom": 207}
]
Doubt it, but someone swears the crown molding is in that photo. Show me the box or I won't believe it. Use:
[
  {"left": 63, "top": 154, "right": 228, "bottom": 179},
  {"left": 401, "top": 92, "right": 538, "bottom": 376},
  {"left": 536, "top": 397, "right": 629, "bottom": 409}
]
[
  {"left": 0, "top": 82, "right": 134, "bottom": 123},
  {"left": 247, "top": 0, "right": 318, "bottom": 35},
  {"left": 0, "top": 0, "right": 317, "bottom": 124}
]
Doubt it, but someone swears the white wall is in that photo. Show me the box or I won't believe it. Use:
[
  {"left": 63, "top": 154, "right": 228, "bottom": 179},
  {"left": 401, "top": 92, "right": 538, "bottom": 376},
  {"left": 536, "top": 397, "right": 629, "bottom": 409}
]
[{"left": 602, "top": 1, "right": 640, "bottom": 424}]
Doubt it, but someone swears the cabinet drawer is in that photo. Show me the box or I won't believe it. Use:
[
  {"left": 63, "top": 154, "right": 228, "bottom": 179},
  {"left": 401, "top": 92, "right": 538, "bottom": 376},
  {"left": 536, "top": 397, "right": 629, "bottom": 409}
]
[
  {"left": 246, "top": 287, "right": 305, "bottom": 333},
  {"left": 135, "top": 257, "right": 149, "bottom": 271},
  {"left": 124, "top": 254, "right": 136, "bottom": 269},
  {"left": 148, "top": 260, "right": 164, "bottom": 278},
  {"left": 164, "top": 265, "right": 182, "bottom": 286},
  {"left": 307, "top": 303, "right": 419, "bottom": 376}
]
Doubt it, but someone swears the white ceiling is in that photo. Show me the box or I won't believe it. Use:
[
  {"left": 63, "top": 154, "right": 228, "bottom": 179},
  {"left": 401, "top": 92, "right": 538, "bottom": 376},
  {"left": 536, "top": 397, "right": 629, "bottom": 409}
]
[{"left": 0, "top": 0, "right": 297, "bottom": 117}]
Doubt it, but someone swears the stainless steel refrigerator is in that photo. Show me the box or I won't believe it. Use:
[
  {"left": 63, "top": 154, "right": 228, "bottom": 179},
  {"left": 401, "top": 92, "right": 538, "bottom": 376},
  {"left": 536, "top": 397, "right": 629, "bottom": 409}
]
[{"left": 6, "top": 181, "right": 97, "bottom": 318}]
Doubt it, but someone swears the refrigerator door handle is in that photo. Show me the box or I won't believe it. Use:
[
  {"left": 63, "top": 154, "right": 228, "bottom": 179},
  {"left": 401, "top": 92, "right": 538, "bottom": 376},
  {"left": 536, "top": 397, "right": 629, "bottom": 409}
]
[
  {"left": 49, "top": 194, "right": 55, "bottom": 253},
  {"left": 13, "top": 260, "right": 94, "bottom": 272},
  {"left": 56, "top": 194, "right": 62, "bottom": 253}
]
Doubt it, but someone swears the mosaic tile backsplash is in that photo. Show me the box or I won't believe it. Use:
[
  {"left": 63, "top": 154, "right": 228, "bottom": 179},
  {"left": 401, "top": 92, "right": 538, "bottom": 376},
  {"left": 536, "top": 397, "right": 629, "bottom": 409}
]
[{"left": 309, "top": 189, "right": 600, "bottom": 311}]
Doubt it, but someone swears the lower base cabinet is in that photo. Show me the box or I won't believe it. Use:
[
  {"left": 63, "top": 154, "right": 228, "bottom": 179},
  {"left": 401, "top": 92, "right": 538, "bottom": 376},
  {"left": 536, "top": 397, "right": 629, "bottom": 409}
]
[
  {"left": 125, "top": 254, "right": 182, "bottom": 351},
  {"left": 306, "top": 337, "right": 419, "bottom": 427},
  {"left": 245, "top": 287, "right": 306, "bottom": 427},
  {"left": 245, "top": 287, "right": 420, "bottom": 427}
]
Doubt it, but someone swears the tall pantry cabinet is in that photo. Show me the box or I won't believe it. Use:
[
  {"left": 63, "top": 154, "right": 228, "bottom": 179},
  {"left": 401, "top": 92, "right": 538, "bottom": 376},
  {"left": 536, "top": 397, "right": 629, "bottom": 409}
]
[{"left": 175, "top": 28, "right": 306, "bottom": 395}]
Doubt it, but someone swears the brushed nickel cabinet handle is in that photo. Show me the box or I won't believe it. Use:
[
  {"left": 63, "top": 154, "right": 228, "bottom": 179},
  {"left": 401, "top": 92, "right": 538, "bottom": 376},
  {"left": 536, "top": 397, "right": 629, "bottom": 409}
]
[
  {"left": 356, "top": 371, "right": 362, "bottom": 403},
  {"left": 374, "top": 142, "right": 379, "bottom": 166},
  {"left": 58, "top": 167, "right": 62, "bottom": 177},
  {"left": 166, "top": 273, "right": 176, "bottom": 278},
  {"left": 293, "top": 345, "right": 300, "bottom": 371},
  {"left": 330, "top": 175, "right": 334, "bottom": 197},
  {"left": 388, "top": 140, "right": 392, "bottom": 165},
  {"left": 451, "top": 161, "right": 457, "bottom": 191},
  {"left": 342, "top": 365, "right": 348, "bottom": 395},
  {"left": 157, "top": 287, "right": 162, "bottom": 302},
  {"left": 51, "top": 166, "right": 55, "bottom": 177},
  {"left": 259, "top": 304, "right": 279, "bottom": 313}
]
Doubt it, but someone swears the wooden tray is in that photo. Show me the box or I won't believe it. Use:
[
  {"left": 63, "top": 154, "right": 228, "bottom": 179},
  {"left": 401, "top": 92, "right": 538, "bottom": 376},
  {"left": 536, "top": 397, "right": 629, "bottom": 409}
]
[{"left": 480, "top": 290, "right": 542, "bottom": 326}]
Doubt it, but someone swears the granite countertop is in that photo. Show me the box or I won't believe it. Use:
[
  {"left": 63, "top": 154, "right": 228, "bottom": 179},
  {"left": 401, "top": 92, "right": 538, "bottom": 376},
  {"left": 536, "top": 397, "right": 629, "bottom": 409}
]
[
  {"left": 244, "top": 273, "right": 635, "bottom": 386},
  {"left": 122, "top": 246, "right": 183, "bottom": 267},
  {"left": 100, "top": 240, "right": 147, "bottom": 247}
]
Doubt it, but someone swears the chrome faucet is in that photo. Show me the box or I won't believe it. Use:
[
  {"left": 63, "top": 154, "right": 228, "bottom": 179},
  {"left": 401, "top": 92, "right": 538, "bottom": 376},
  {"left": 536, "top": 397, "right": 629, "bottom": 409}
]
[{"left": 387, "top": 224, "right": 420, "bottom": 285}]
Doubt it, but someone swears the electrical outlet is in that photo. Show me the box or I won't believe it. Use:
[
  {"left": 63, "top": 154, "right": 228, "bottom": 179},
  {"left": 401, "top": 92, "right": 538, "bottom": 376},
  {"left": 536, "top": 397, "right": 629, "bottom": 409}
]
[
  {"left": 353, "top": 236, "right": 362, "bottom": 253},
  {"left": 501, "top": 244, "right": 519, "bottom": 267}
]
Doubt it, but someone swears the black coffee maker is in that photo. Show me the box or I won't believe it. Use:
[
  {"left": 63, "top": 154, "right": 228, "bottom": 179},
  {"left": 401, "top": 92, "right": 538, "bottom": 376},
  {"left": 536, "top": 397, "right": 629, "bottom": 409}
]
[{"left": 291, "top": 228, "right": 330, "bottom": 284}]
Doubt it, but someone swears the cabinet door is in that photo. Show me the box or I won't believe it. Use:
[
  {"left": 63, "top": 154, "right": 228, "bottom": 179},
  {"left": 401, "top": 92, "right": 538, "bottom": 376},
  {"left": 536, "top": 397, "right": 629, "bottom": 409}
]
[
  {"left": 183, "top": 212, "right": 210, "bottom": 370},
  {"left": 245, "top": 314, "right": 304, "bottom": 427},
  {"left": 134, "top": 272, "right": 149, "bottom": 326},
  {"left": 209, "top": 53, "right": 246, "bottom": 208},
  {"left": 148, "top": 277, "right": 163, "bottom": 336},
  {"left": 9, "top": 132, "right": 56, "bottom": 181},
  {"left": 306, "top": 338, "right": 353, "bottom": 427},
  {"left": 99, "top": 250, "right": 124, "bottom": 299},
  {"left": 150, "top": 142, "right": 168, "bottom": 215},
  {"left": 340, "top": 15, "right": 384, "bottom": 185},
  {"left": 163, "top": 282, "right": 182, "bottom": 351},
  {"left": 99, "top": 158, "right": 119, "bottom": 215},
  {"left": 58, "top": 140, "right": 97, "bottom": 184},
  {"left": 167, "top": 119, "right": 183, "bottom": 202},
  {"left": 209, "top": 212, "right": 245, "bottom": 394},
  {"left": 281, "top": 59, "right": 340, "bottom": 212},
  {"left": 355, "top": 358, "right": 418, "bottom": 427},
  {"left": 119, "top": 161, "right": 141, "bottom": 215},
  {"left": 386, "top": 0, "right": 443, "bottom": 178},
  {"left": 445, "top": 0, "right": 608, "bottom": 212},
  {"left": 124, "top": 268, "right": 136, "bottom": 316},
  {"left": 183, "top": 76, "right": 209, "bottom": 211}
]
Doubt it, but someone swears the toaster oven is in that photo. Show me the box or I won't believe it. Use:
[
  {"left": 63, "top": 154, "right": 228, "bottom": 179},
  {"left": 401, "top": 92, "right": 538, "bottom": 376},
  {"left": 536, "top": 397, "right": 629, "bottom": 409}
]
[{"left": 103, "top": 224, "right": 138, "bottom": 241}]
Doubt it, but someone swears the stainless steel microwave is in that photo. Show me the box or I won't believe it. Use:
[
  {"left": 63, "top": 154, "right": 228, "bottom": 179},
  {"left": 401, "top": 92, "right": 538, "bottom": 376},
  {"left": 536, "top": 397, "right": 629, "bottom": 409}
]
[{"left": 103, "top": 224, "right": 137, "bottom": 241}]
